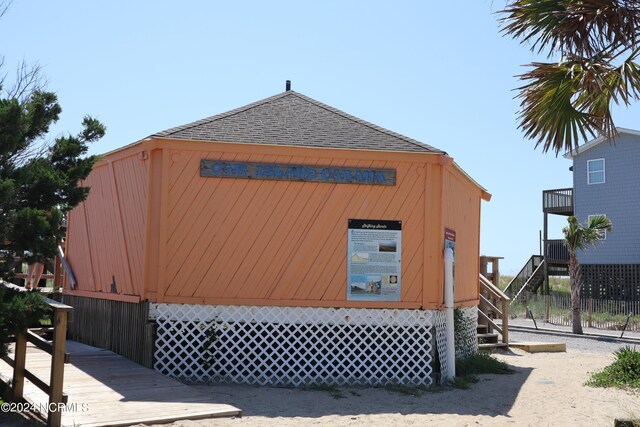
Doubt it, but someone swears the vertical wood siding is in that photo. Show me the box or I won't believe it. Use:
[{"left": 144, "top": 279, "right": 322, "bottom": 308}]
[
  {"left": 65, "top": 149, "right": 148, "bottom": 298},
  {"left": 65, "top": 196, "right": 95, "bottom": 290},
  {"left": 442, "top": 167, "right": 482, "bottom": 305},
  {"left": 64, "top": 295, "right": 154, "bottom": 367},
  {"left": 112, "top": 155, "right": 148, "bottom": 292}
]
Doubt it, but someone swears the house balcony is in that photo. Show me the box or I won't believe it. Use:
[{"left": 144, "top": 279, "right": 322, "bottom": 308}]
[
  {"left": 545, "top": 239, "right": 569, "bottom": 266},
  {"left": 543, "top": 188, "right": 573, "bottom": 216}
]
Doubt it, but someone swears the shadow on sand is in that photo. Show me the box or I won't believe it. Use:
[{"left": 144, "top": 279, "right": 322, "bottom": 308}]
[{"left": 192, "top": 350, "right": 532, "bottom": 419}]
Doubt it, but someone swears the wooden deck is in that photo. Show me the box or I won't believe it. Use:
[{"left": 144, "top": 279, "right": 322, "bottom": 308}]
[{"left": 0, "top": 341, "right": 242, "bottom": 426}]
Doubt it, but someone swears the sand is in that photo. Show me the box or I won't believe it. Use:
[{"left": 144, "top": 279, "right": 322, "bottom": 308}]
[{"left": 140, "top": 348, "right": 639, "bottom": 427}]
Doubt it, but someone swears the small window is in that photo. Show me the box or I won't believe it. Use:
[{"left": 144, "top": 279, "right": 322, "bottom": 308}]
[
  {"left": 588, "top": 214, "right": 607, "bottom": 240},
  {"left": 587, "top": 159, "right": 605, "bottom": 184}
]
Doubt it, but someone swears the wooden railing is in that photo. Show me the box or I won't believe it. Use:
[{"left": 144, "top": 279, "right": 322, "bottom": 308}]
[
  {"left": 503, "top": 255, "right": 543, "bottom": 297},
  {"left": 0, "top": 287, "right": 72, "bottom": 427},
  {"left": 511, "top": 260, "right": 545, "bottom": 303},
  {"left": 542, "top": 187, "right": 573, "bottom": 214},
  {"left": 478, "top": 274, "right": 509, "bottom": 344},
  {"left": 9, "top": 264, "right": 61, "bottom": 288},
  {"left": 7, "top": 243, "right": 67, "bottom": 288},
  {"left": 546, "top": 239, "right": 569, "bottom": 264}
]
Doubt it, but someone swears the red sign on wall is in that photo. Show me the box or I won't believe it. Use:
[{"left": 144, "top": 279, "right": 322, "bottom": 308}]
[{"left": 444, "top": 228, "right": 456, "bottom": 243}]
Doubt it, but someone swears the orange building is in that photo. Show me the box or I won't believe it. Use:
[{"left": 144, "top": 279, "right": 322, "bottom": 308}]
[{"left": 63, "top": 88, "right": 490, "bottom": 386}]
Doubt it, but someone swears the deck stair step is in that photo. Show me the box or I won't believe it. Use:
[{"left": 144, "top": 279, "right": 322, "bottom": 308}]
[
  {"left": 479, "top": 342, "right": 509, "bottom": 350},
  {"left": 477, "top": 332, "right": 499, "bottom": 344}
]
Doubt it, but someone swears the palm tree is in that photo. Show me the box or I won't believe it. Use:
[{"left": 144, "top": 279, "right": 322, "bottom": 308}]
[
  {"left": 501, "top": 1, "right": 640, "bottom": 155},
  {"left": 563, "top": 215, "right": 612, "bottom": 334}
]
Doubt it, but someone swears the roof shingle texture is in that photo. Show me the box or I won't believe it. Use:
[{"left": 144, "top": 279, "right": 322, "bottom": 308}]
[{"left": 152, "top": 91, "right": 444, "bottom": 154}]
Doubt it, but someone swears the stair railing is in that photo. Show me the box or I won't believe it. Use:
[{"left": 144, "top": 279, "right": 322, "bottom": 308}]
[
  {"left": 478, "top": 274, "right": 509, "bottom": 344},
  {"left": 503, "top": 255, "right": 543, "bottom": 297},
  {"left": 510, "top": 259, "right": 545, "bottom": 304}
]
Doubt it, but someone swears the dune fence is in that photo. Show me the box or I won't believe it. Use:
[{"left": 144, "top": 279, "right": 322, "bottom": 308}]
[{"left": 510, "top": 293, "right": 640, "bottom": 332}]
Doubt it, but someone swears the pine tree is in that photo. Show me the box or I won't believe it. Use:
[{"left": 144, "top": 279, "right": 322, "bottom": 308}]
[
  {"left": 0, "top": 69, "right": 105, "bottom": 352},
  {"left": 0, "top": 89, "right": 104, "bottom": 275},
  {"left": 0, "top": 285, "right": 51, "bottom": 356}
]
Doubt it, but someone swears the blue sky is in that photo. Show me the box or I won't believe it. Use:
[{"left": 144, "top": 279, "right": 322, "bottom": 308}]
[{"left": 1, "top": 1, "right": 636, "bottom": 274}]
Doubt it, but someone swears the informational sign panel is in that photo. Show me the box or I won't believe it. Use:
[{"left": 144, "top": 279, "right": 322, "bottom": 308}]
[
  {"left": 201, "top": 160, "right": 396, "bottom": 186},
  {"left": 347, "top": 219, "right": 402, "bottom": 302}
]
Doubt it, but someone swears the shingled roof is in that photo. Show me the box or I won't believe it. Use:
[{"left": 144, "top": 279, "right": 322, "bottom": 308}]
[{"left": 151, "top": 90, "right": 444, "bottom": 154}]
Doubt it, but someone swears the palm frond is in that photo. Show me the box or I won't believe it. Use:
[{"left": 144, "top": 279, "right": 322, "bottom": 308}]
[
  {"left": 563, "top": 215, "right": 612, "bottom": 251},
  {"left": 502, "top": 1, "right": 640, "bottom": 153},
  {"left": 500, "top": 0, "right": 562, "bottom": 54},
  {"left": 587, "top": 214, "right": 613, "bottom": 232},
  {"left": 501, "top": 0, "right": 640, "bottom": 57},
  {"left": 516, "top": 61, "right": 598, "bottom": 154},
  {"left": 515, "top": 51, "right": 640, "bottom": 154}
]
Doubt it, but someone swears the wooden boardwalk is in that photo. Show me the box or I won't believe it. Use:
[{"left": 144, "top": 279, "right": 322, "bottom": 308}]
[{"left": 0, "top": 341, "right": 241, "bottom": 426}]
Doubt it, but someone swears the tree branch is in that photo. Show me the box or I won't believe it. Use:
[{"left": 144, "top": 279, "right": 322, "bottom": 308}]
[{"left": 4, "top": 61, "right": 47, "bottom": 102}]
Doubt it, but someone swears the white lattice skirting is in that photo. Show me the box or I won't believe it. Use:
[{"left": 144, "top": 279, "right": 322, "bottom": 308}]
[
  {"left": 432, "top": 306, "right": 478, "bottom": 384},
  {"left": 455, "top": 306, "right": 478, "bottom": 359},
  {"left": 150, "top": 304, "right": 436, "bottom": 386}
]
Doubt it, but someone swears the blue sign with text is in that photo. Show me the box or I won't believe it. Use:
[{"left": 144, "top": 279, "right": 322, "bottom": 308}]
[{"left": 200, "top": 160, "right": 396, "bottom": 186}]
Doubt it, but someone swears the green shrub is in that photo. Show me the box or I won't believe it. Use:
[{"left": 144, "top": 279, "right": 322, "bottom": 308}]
[
  {"left": 453, "top": 352, "right": 514, "bottom": 389},
  {"left": 586, "top": 346, "right": 640, "bottom": 390},
  {"left": 0, "top": 286, "right": 52, "bottom": 356},
  {"left": 456, "top": 352, "right": 514, "bottom": 376},
  {"left": 452, "top": 375, "right": 479, "bottom": 390}
]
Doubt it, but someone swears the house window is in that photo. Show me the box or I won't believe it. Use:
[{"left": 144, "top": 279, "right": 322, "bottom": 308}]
[
  {"left": 587, "top": 159, "right": 605, "bottom": 184},
  {"left": 588, "top": 214, "right": 607, "bottom": 240}
]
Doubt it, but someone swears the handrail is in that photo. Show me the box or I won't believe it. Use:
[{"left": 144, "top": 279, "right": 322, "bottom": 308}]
[
  {"left": 546, "top": 239, "right": 569, "bottom": 264},
  {"left": 25, "top": 329, "right": 71, "bottom": 364},
  {"left": 479, "top": 274, "right": 509, "bottom": 301},
  {"left": 542, "top": 187, "right": 573, "bottom": 213},
  {"left": 478, "top": 310, "right": 503, "bottom": 335},
  {"left": 479, "top": 293, "right": 502, "bottom": 317},
  {"left": 503, "top": 255, "right": 543, "bottom": 296},
  {"left": 6, "top": 243, "right": 66, "bottom": 288},
  {"left": 511, "top": 260, "right": 545, "bottom": 303},
  {"left": 12, "top": 273, "right": 55, "bottom": 281},
  {"left": 478, "top": 274, "right": 509, "bottom": 344},
  {"left": 1, "top": 283, "right": 72, "bottom": 427}
]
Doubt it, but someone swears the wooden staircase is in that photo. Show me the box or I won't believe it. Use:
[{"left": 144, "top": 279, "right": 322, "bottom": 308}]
[
  {"left": 477, "top": 274, "right": 509, "bottom": 350},
  {"left": 503, "top": 255, "right": 545, "bottom": 302},
  {"left": 503, "top": 255, "right": 570, "bottom": 305},
  {"left": 477, "top": 324, "right": 507, "bottom": 349}
]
